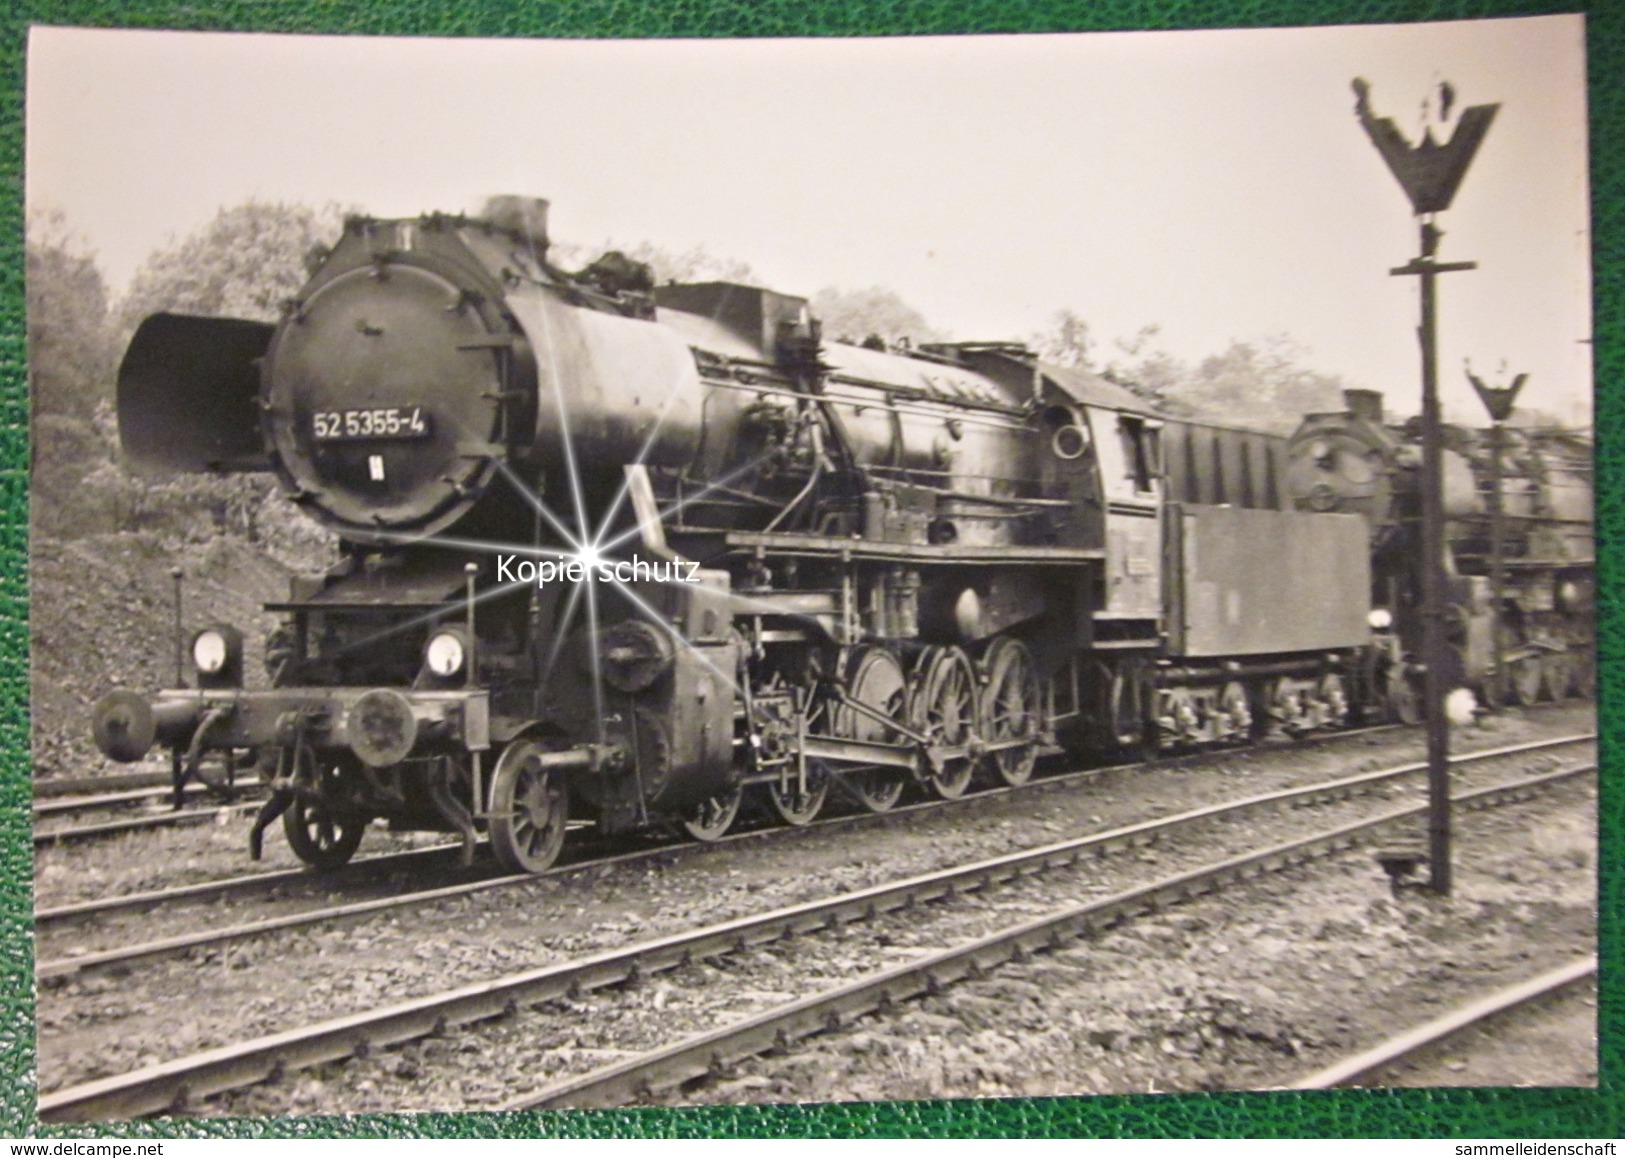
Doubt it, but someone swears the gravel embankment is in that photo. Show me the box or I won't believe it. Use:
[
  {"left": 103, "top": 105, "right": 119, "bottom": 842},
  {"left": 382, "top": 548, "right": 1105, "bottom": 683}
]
[
  {"left": 670, "top": 777, "right": 1597, "bottom": 1104},
  {"left": 32, "top": 532, "right": 296, "bottom": 780},
  {"left": 35, "top": 708, "right": 1590, "bottom": 1113},
  {"left": 36, "top": 706, "right": 1592, "bottom": 1101}
]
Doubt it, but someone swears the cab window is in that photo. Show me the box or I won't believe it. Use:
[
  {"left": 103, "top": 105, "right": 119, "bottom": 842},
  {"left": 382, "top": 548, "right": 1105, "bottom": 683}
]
[{"left": 1119, "top": 416, "right": 1159, "bottom": 494}]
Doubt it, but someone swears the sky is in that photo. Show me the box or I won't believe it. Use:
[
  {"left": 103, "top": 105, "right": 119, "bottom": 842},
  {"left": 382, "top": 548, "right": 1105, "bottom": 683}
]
[{"left": 25, "top": 17, "right": 1591, "bottom": 425}]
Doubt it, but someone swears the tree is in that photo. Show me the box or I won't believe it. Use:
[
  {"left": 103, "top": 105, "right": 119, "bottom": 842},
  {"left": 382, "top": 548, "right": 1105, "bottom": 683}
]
[
  {"left": 27, "top": 209, "right": 118, "bottom": 423},
  {"left": 119, "top": 200, "right": 348, "bottom": 330},
  {"left": 1041, "top": 312, "right": 1350, "bottom": 431},
  {"left": 1029, "top": 313, "right": 1188, "bottom": 413},
  {"left": 1176, "top": 336, "right": 1348, "bottom": 432},
  {"left": 27, "top": 211, "right": 127, "bottom": 536},
  {"left": 552, "top": 239, "right": 759, "bottom": 287},
  {"left": 87, "top": 200, "right": 346, "bottom": 564},
  {"left": 809, "top": 285, "right": 943, "bottom": 348},
  {"left": 1033, "top": 308, "right": 1095, "bottom": 370}
]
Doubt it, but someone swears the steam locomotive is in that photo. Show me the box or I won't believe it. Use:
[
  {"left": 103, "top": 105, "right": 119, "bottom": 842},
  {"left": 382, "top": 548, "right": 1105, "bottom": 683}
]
[
  {"left": 93, "top": 197, "right": 1381, "bottom": 873},
  {"left": 1284, "top": 389, "right": 1594, "bottom": 718}
]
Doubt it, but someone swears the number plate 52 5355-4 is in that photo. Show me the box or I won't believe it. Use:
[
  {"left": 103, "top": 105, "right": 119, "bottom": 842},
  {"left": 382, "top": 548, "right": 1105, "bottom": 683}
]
[{"left": 312, "top": 407, "right": 430, "bottom": 441}]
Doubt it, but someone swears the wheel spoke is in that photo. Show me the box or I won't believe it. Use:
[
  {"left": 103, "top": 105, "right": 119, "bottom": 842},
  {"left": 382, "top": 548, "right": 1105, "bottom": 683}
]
[
  {"left": 490, "top": 740, "right": 569, "bottom": 873},
  {"left": 912, "top": 646, "right": 978, "bottom": 800},
  {"left": 283, "top": 757, "right": 366, "bottom": 871}
]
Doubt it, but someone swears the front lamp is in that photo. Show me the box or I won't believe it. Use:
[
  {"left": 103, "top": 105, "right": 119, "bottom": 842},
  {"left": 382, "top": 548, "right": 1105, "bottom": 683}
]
[
  {"left": 190, "top": 625, "right": 244, "bottom": 688},
  {"left": 193, "top": 630, "right": 228, "bottom": 674},
  {"left": 424, "top": 630, "right": 467, "bottom": 680}
]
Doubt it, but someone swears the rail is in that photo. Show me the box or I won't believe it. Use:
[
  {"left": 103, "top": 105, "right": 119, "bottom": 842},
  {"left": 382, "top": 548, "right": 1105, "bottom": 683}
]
[
  {"left": 38, "top": 749, "right": 1593, "bottom": 1120},
  {"left": 1290, "top": 956, "right": 1597, "bottom": 1089}
]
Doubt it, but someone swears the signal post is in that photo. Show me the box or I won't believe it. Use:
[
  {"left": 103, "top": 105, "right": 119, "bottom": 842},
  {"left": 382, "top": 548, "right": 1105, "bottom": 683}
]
[{"left": 1353, "top": 78, "right": 1497, "bottom": 896}]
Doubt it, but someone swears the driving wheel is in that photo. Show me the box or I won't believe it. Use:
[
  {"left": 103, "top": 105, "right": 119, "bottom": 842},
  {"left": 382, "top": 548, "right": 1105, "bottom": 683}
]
[
  {"left": 834, "top": 646, "right": 909, "bottom": 813},
  {"left": 1541, "top": 650, "right": 1574, "bottom": 702},
  {"left": 1385, "top": 668, "right": 1421, "bottom": 725},
  {"left": 766, "top": 762, "right": 830, "bottom": 826},
  {"left": 909, "top": 645, "right": 980, "bottom": 800},
  {"left": 978, "top": 638, "right": 1042, "bottom": 787},
  {"left": 682, "top": 786, "right": 743, "bottom": 842},
  {"left": 1508, "top": 652, "right": 1545, "bottom": 706}
]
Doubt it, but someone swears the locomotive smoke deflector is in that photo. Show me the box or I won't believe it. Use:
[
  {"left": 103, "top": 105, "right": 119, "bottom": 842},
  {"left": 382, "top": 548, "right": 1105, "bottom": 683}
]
[{"left": 116, "top": 313, "right": 274, "bottom": 474}]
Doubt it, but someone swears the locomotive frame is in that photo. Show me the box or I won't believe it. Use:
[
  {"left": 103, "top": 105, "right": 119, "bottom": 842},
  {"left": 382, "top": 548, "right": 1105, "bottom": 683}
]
[{"left": 93, "top": 200, "right": 1384, "bottom": 875}]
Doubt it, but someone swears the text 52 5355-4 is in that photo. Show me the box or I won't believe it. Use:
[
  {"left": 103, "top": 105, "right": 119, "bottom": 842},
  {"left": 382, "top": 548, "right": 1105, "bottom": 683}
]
[{"left": 312, "top": 407, "right": 430, "bottom": 441}]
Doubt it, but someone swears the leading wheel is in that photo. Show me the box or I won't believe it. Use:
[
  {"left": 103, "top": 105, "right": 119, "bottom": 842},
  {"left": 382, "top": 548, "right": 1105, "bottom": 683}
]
[
  {"left": 979, "top": 638, "right": 1042, "bottom": 787},
  {"left": 910, "top": 646, "right": 980, "bottom": 800},
  {"left": 489, "top": 739, "right": 570, "bottom": 874},
  {"left": 282, "top": 752, "right": 366, "bottom": 871},
  {"left": 682, "top": 786, "right": 743, "bottom": 842},
  {"left": 834, "top": 646, "right": 909, "bottom": 813}
]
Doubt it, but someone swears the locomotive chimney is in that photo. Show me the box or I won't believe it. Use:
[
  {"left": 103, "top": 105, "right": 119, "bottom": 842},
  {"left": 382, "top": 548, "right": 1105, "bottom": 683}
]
[
  {"left": 481, "top": 195, "right": 551, "bottom": 257},
  {"left": 1345, "top": 388, "right": 1384, "bottom": 424}
]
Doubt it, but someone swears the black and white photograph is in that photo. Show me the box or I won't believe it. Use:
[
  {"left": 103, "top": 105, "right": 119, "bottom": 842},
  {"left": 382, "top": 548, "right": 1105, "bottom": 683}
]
[{"left": 25, "top": 16, "right": 1596, "bottom": 1121}]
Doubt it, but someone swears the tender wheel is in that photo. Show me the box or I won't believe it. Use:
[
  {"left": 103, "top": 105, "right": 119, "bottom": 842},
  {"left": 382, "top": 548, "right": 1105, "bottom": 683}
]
[
  {"left": 282, "top": 753, "right": 366, "bottom": 871},
  {"left": 833, "top": 646, "right": 909, "bottom": 813},
  {"left": 1217, "top": 681, "right": 1253, "bottom": 741},
  {"left": 1508, "top": 653, "right": 1544, "bottom": 706},
  {"left": 909, "top": 645, "right": 980, "bottom": 800},
  {"left": 979, "top": 638, "right": 1043, "bottom": 787},
  {"left": 1316, "top": 672, "right": 1349, "bottom": 728},
  {"left": 682, "top": 786, "right": 743, "bottom": 842},
  {"left": 1541, "top": 650, "right": 1574, "bottom": 702},
  {"left": 767, "top": 763, "right": 829, "bottom": 826},
  {"left": 1107, "top": 663, "right": 1147, "bottom": 755},
  {"left": 489, "top": 739, "right": 570, "bottom": 874},
  {"left": 1571, "top": 647, "right": 1596, "bottom": 699},
  {"left": 1386, "top": 668, "right": 1421, "bottom": 725}
]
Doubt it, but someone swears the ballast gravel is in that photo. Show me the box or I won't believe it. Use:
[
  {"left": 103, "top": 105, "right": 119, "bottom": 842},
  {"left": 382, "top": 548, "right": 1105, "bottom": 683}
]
[
  {"left": 33, "top": 704, "right": 1594, "bottom": 1110},
  {"left": 202, "top": 726, "right": 1593, "bottom": 1114}
]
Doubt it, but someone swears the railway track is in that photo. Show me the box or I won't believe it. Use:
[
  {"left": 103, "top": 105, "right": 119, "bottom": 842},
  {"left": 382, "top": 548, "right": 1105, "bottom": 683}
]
[
  {"left": 29, "top": 720, "right": 1398, "bottom": 858},
  {"left": 1290, "top": 956, "right": 1598, "bottom": 1090},
  {"left": 35, "top": 767, "right": 188, "bottom": 799},
  {"left": 39, "top": 718, "right": 1498, "bottom": 933},
  {"left": 28, "top": 702, "right": 1579, "bottom": 858},
  {"left": 503, "top": 761, "right": 1593, "bottom": 1109},
  {"left": 34, "top": 778, "right": 266, "bottom": 822},
  {"left": 34, "top": 799, "right": 265, "bottom": 848},
  {"left": 37, "top": 720, "right": 1406, "bottom": 929},
  {"left": 38, "top": 739, "right": 1593, "bottom": 1120},
  {"left": 34, "top": 754, "right": 1133, "bottom": 979},
  {"left": 35, "top": 728, "right": 1585, "bottom": 981}
]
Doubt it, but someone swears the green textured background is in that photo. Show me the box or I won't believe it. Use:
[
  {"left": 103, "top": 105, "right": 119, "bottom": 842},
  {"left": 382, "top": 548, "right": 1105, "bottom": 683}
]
[{"left": 1, "top": 0, "right": 1616, "bottom": 1140}]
